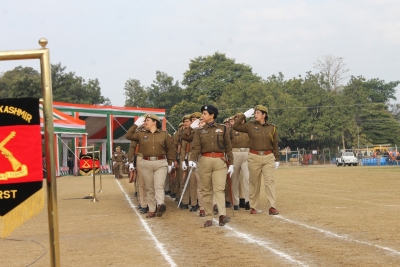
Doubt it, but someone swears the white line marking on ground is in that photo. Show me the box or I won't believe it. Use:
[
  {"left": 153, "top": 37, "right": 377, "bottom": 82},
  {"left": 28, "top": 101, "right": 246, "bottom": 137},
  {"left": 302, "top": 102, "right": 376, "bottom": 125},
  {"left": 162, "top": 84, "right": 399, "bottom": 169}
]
[
  {"left": 278, "top": 216, "right": 400, "bottom": 256},
  {"left": 213, "top": 219, "right": 309, "bottom": 267},
  {"left": 116, "top": 180, "right": 177, "bottom": 267}
]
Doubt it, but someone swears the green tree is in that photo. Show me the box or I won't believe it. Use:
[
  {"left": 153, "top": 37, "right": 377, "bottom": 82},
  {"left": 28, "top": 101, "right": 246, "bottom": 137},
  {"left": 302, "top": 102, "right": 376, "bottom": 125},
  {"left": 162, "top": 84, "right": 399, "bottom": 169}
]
[
  {"left": 0, "top": 66, "right": 41, "bottom": 98},
  {"left": 51, "top": 63, "right": 111, "bottom": 105},
  {"left": 182, "top": 52, "right": 261, "bottom": 104},
  {"left": 343, "top": 76, "right": 400, "bottom": 146},
  {"left": 148, "top": 71, "right": 183, "bottom": 110},
  {"left": 0, "top": 64, "right": 111, "bottom": 105},
  {"left": 124, "top": 79, "right": 149, "bottom": 107}
]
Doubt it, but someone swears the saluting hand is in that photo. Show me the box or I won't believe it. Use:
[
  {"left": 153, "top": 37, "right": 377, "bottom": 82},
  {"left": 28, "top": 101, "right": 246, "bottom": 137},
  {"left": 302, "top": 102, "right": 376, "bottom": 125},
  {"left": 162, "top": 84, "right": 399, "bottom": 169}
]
[
  {"left": 244, "top": 108, "right": 255, "bottom": 118},
  {"left": 190, "top": 119, "right": 200, "bottom": 129},
  {"left": 134, "top": 116, "right": 145, "bottom": 126}
]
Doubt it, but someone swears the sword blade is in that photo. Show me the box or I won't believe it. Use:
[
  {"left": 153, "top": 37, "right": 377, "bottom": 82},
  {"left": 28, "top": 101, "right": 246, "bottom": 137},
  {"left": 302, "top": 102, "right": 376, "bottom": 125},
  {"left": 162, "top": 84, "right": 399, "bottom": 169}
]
[{"left": 177, "top": 167, "right": 194, "bottom": 208}]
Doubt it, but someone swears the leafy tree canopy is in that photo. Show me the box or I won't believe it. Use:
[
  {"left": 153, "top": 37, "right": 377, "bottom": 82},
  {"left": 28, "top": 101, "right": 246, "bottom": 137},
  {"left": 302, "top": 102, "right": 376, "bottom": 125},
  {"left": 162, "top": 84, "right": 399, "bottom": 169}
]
[{"left": 0, "top": 63, "right": 111, "bottom": 105}]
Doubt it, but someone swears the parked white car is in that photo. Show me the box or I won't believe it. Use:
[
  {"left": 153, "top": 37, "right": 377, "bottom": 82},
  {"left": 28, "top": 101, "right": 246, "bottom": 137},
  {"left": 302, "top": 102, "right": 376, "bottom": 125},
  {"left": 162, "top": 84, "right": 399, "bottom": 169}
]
[{"left": 336, "top": 151, "right": 358, "bottom": 166}]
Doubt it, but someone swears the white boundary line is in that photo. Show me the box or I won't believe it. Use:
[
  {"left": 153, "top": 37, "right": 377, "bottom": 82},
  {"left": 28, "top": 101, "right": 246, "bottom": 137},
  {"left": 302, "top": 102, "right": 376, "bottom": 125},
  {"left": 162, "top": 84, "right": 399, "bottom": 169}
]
[
  {"left": 213, "top": 219, "right": 310, "bottom": 267},
  {"left": 278, "top": 216, "right": 400, "bottom": 256},
  {"left": 115, "top": 180, "right": 177, "bottom": 267}
]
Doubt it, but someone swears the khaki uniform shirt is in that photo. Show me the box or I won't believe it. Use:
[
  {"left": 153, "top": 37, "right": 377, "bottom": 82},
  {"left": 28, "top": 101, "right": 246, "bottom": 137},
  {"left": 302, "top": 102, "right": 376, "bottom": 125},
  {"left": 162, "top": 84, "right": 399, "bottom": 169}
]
[
  {"left": 233, "top": 114, "right": 279, "bottom": 161},
  {"left": 125, "top": 125, "right": 175, "bottom": 164},
  {"left": 112, "top": 151, "right": 127, "bottom": 162},
  {"left": 172, "top": 129, "right": 183, "bottom": 162},
  {"left": 189, "top": 122, "right": 234, "bottom": 164},
  {"left": 230, "top": 128, "right": 250, "bottom": 149},
  {"left": 127, "top": 126, "right": 147, "bottom": 162},
  {"left": 181, "top": 126, "right": 195, "bottom": 142}
]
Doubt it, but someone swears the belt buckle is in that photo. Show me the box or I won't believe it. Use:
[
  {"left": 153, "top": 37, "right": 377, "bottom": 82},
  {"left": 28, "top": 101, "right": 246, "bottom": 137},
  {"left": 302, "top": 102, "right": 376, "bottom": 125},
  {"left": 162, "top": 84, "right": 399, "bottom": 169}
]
[
  {"left": 149, "top": 156, "right": 157, "bottom": 161},
  {"left": 258, "top": 151, "right": 265, "bottom": 155}
]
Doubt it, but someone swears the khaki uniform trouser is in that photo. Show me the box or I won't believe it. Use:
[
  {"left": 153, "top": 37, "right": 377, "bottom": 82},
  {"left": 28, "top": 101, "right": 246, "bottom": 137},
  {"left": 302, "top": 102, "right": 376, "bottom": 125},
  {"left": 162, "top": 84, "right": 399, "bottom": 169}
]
[
  {"left": 198, "top": 156, "right": 227, "bottom": 221},
  {"left": 232, "top": 151, "right": 250, "bottom": 205},
  {"left": 247, "top": 153, "right": 276, "bottom": 210},
  {"left": 140, "top": 159, "right": 168, "bottom": 212},
  {"left": 164, "top": 174, "right": 170, "bottom": 192},
  {"left": 123, "top": 164, "right": 128, "bottom": 174},
  {"left": 179, "top": 162, "right": 190, "bottom": 205},
  {"left": 113, "top": 162, "right": 124, "bottom": 177},
  {"left": 188, "top": 152, "right": 203, "bottom": 209},
  {"left": 175, "top": 167, "right": 182, "bottom": 198},
  {"left": 137, "top": 157, "right": 147, "bottom": 208},
  {"left": 189, "top": 168, "right": 204, "bottom": 210},
  {"left": 239, "top": 172, "right": 245, "bottom": 199},
  {"left": 170, "top": 169, "right": 177, "bottom": 194}
]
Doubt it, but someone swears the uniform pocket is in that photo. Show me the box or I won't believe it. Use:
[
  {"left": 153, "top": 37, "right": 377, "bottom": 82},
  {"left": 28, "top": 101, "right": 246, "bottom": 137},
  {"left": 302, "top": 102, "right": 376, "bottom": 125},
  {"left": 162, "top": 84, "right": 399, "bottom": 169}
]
[
  {"left": 158, "top": 140, "right": 165, "bottom": 147},
  {"left": 200, "top": 134, "right": 211, "bottom": 142}
]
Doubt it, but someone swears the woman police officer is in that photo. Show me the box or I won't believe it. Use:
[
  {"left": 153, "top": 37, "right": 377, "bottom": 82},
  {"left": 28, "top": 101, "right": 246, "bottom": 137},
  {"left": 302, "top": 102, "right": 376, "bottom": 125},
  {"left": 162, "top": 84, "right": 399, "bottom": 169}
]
[
  {"left": 126, "top": 114, "right": 175, "bottom": 218},
  {"left": 185, "top": 105, "right": 234, "bottom": 227},
  {"left": 233, "top": 105, "right": 280, "bottom": 215}
]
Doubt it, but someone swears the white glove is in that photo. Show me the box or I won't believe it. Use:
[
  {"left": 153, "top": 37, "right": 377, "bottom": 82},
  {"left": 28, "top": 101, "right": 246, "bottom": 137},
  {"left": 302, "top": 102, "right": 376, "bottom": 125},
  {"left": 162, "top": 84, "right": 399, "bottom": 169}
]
[
  {"left": 181, "top": 161, "right": 187, "bottom": 171},
  {"left": 129, "top": 163, "right": 135, "bottom": 171},
  {"left": 167, "top": 165, "right": 173, "bottom": 173},
  {"left": 190, "top": 119, "right": 200, "bottom": 129},
  {"left": 188, "top": 161, "right": 197, "bottom": 168},
  {"left": 244, "top": 108, "right": 255, "bottom": 118},
  {"left": 112, "top": 161, "right": 116, "bottom": 166},
  {"left": 275, "top": 162, "right": 280, "bottom": 169},
  {"left": 125, "top": 162, "right": 129, "bottom": 166},
  {"left": 227, "top": 165, "right": 234, "bottom": 176},
  {"left": 134, "top": 116, "right": 145, "bottom": 126}
]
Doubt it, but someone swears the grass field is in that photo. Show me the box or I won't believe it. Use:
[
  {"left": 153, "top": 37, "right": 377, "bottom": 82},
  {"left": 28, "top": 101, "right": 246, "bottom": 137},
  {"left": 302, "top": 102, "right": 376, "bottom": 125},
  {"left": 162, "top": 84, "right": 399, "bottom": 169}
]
[{"left": 1, "top": 165, "right": 400, "bottom": 266}]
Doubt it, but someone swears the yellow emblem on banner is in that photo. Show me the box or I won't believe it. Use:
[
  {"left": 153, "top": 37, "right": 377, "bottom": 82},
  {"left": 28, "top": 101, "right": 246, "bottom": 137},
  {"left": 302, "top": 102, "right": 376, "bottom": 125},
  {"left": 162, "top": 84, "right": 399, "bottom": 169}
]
[{"left": 0, "top": 131, "right": 28, "bottom": 180}]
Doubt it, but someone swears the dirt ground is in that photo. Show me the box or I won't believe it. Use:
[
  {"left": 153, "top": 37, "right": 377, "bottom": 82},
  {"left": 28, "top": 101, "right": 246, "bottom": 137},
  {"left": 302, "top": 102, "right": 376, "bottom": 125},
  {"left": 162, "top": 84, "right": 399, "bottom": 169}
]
[{"left": 1, "top": 165, "right": 400, "bottom": 267}]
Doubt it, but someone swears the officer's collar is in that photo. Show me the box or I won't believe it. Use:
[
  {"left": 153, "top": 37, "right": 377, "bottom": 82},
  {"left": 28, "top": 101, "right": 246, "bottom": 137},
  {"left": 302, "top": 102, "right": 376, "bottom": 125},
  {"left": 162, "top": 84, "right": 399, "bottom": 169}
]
[
  {"left": 255, "top": 120, "right": 269, "bottom": 126},
  {"left": 146, "top": 128, "right": 162, "bottom": 133},
  {"left": 206, "top": 121, "right": 215, "bottom": 128}
]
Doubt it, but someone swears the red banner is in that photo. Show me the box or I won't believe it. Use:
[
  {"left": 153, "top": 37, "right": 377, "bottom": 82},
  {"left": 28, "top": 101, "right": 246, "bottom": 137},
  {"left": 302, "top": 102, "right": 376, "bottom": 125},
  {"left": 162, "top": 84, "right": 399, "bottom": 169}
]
[{"left": 0, "top": 98, "right": 43, "bottom": 238}]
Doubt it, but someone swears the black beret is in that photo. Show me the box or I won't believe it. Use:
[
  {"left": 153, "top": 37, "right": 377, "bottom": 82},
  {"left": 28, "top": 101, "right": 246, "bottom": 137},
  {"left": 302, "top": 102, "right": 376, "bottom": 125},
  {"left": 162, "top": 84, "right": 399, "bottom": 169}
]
[{"left": 201, "top": 105, "right": 218, "bottom": 115}]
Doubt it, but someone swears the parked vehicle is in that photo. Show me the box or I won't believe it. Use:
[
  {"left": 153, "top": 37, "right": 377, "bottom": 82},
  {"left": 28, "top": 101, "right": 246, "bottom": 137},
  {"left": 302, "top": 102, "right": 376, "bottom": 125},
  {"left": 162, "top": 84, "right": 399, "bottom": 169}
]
[{"left": 336, "top": 151, "right": 358, "bottom": 166}]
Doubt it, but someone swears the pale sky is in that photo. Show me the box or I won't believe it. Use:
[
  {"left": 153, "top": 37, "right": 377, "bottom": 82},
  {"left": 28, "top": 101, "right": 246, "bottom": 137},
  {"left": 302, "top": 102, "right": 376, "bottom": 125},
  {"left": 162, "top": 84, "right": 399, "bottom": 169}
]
[{"left": 1, "top": 0, "right": 399, "bottom": 107}]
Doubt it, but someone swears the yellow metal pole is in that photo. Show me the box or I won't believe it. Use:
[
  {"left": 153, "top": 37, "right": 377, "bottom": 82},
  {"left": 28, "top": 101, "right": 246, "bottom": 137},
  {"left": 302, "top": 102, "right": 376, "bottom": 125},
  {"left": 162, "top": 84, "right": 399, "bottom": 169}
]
[{"left": 39, "top": 38, "right": 61, "bottom": 267}]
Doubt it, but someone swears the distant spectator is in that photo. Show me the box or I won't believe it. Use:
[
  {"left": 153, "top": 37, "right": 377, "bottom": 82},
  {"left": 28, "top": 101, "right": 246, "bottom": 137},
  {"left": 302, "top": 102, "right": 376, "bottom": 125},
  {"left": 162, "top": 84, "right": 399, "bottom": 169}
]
[{"left": 67, "top": 156, "right": 74, "bottom": 175}]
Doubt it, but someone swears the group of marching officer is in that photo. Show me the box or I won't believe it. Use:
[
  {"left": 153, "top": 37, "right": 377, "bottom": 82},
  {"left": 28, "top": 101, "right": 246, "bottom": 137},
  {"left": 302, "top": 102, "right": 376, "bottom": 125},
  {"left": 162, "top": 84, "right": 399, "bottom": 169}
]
[{"left": 124, "top": 104, "right": 279, "bottom": 227}]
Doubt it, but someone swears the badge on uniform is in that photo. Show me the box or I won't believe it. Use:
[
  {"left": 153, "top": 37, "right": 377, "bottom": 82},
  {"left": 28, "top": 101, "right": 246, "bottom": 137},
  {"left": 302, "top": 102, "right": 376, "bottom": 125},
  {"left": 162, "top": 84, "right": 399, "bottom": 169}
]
[
  {"left": 254, "top": 127, "right": 259, "bottom": 130},
  {"left": 114, "top": 153, "right": 118, "bottom": 157},
  {"left": 200, "top": 130, "right": 208, "bottom": 134},
  {"left": 235, "top": 132, "right": 240, "bottom": 136},
  {"left": 143, "top": 136, "right": 148, "bottom": 140},
  {"left": 215, "top": 129, "right": 223, "bottom": 133}
]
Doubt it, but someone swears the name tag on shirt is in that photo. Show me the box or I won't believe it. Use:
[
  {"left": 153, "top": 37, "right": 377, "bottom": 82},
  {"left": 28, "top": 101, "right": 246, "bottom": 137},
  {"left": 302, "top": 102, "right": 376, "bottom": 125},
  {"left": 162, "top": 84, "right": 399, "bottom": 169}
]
[
  {"left": 143, "top": 135, "right": 148, "bottom": 140},
  {"left": 215, "top": 129, "right": 223, "bottom": 133},
  {"left": 201, "top": 130, "right": 208, "bottom": 134}
]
